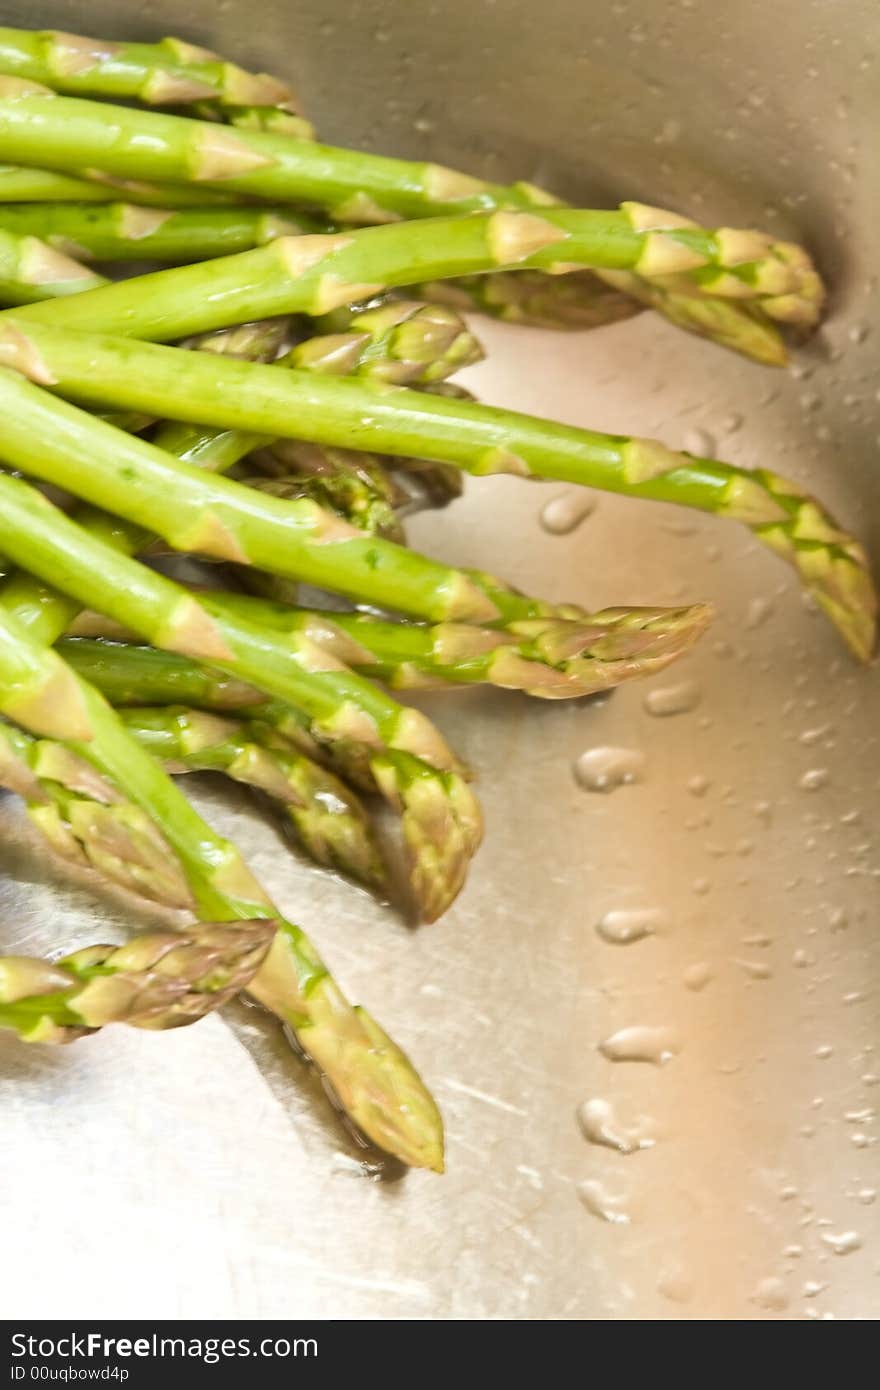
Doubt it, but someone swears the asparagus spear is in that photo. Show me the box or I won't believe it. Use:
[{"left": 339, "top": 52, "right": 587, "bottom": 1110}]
[
  {"left": 242, "top": 451, "right": 407, "bottom": 541},
  {"left": 7, "top": 209, "right": 822, "bottom": 343},
  {"left": 0, "top": 610, "right": 445, "bottom": 1167},
  {"left": 57, "top": 636, "right": 266, "bottom": 711},
  {"left": 151, "top": 298, "right": 477, "bottom": 535},
  {"left": 0, "top": 601, "right": 94, "bottom": 739},
  {"left": 0, "top": 470, "right": 465, "bottom": 770},
  {"left": 0, "top": 360, "right": 566, "bottom": 625},
  {"left": 56, "top": 636, "right": 382, "bottom": 784},
  {"left": 117, "top": 704, "right": 386, "bottom": 889},
  {"left": 0, "top": 471, "right": 482, "bottom": 919},
  {"left": 0, "top": 324, "right": 867, "bottom": 656},
  {"left": 0, "top": 718, "right": 192, "bottom": 906},
  {"left": 0, "top": 162, "right": 253, "bottom": 206},
  {"left": 413, "top": 270, "right": 643, "bottom": 332},
  {"left": 191, "top": 100, "right": 314, "bottom": 142},
  {"left": 0, "top": 203, "right": 320, "bottom": 262},
  {"left": 296, "top": 298, "right": 484, "bottom": 384},
  {"left": 0, "top": 227, "right": 105, "bottom": 303},
  {"left": 197, "top": 595, "right": 714, "bottom": 699},
  {"left": 0, "top": 921, "right": 276, "bottom": 1044},
  {"left": 0, "top": 28, "right": 296, "bottom": 107}
]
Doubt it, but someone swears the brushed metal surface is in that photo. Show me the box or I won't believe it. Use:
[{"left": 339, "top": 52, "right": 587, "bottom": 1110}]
[{"left": 0, "top": 0, "right": 878, "bottom": 1321}]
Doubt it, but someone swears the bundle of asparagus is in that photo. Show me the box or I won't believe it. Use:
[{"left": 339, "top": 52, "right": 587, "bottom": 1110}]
[{"left": 0, "top": 23, "right": 872, "bottom": 1176}]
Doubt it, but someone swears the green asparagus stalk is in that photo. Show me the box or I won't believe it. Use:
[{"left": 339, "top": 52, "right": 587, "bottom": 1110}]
[
  {"left": 0, "top": 602, "right": 94, "bottom": 739},
  {"left": 0, "top": 470, "right": 482, "bottom": 919},
  {"left": 0, "top": 87, "right": 821, "bottom": 320},
  {"left": 0, "top": 28, "right": 296, "bottom": 108},
  {"left": 0, "top": 323, "right": 866, "bottom": 655},
  {"left": 117, "top": 704, "right": 386, "bottom": 889},
  {"left": 0, "top": 470, "right": 464, "bottom": 770},
  {"left": 0, "top": 921, "right": 277, "bottom": 1044},
  {"left": 57, "top": 635, "right": 370, "bottom": 778},
  {"left": 413, "top": 269, "right": 643, "bottom": 332},
  {"left": 242, "top": 450, "right": 407, "bottom": 541},
  {"left": 7, "top": 208, "right": 821, "bottom": 343},
  {"left": 151, "top": 298, "right": 477, "bottom": 529},
  {"left": 57, "top": 636, "right": 265, "bottom": 711},
  {"left": 0, "top": 227, "right": 105, "bottom": 303},
  {"left": 191, "top": 100, "right": 315, "bottom": 142},
  {"left": 0, "top": 161, "right": 252, "bottom": 206},
  {"left": 0, "top": 611, "right": 445, "bottom": 1167},
  {"left": 297, "top": 298, "right": 484, "bottom": 384},
  {"left": 0, "top": 719, "right": 193, "bottom": 907},
  {"left": 0, "top": 202, "right": 320, "bottom": 262},
  {"left": 197, "top": 595, "right": 713, "bottom": 699},
  {"left": 0, "top": 359, "right": 564, "bottom": 626}
]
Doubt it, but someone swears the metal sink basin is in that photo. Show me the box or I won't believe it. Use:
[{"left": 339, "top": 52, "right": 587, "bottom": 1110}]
[{"left": 1, "top": 0, "right": 877, "bottom": 1320}]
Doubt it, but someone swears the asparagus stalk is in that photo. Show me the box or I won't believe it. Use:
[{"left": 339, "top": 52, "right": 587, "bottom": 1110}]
[
  {"left": 0, "top": 28, "right": 296, "bottom": 108},
  {"left": 0, "top": 227, "right": 105, "bottom": 303},
  {"left": 57, "top": 636, "right": 266, "bottom": 711},
  {"left": 413, "top": 270, "right": 643, "bottom": 332},
  {"left": 0, "top": 602, "right": 94, "bottom": 738},
  {"left": 0, "top": 611, "right": 445, "bottom": 1167},
  {"left": 7, "top": 209, "right": 821, "bottom": 344},
  {"left": 117, "top": 704, "right": 386, "bottom": 889},
  {"left": 0, "top": 162, "right": 252, "bottom": 206},
  {"left": 0, "top": 360, "right": 565, "bottom": 626},
  {"left": 241, "top": 452, "right": 407, "bottom": 541},
  {"left": 191, "top": 100, "right": 315, "bottom": 142},
  {"left": 0, "top": 921, "right": 276, "bottom": 1044},
  {"left": 0, "top": 203, "right": 321, "bottom": 262},
  {"left": 197, "top": 595, "right": 713, "bottom": 699},
  {"left": 57, "top": 635, "right": 380, "bottom": 784},
  {"left": 0, "top": 470, "right": 464, "bottom": 770},
  {"left": 0, "top": 325, "right": 867, "bottom": 655},
  {"left": 0, "top": 87, "right": 821, "bottom": 317},
  {"left": 297, "top": 298, "right": 484, "bottom": 384},
  {"left": 0, "top": 718, "right": 192, "bottom": 906},
  {"left": 0, "top": 471, "right": 482, "bottom": 919}
]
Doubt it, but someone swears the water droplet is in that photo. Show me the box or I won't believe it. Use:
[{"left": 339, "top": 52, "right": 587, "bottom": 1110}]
[
  {"left": 856, "top": 1188, "right": 876, "bottom": 1205},
  {"left": 848, "top": 322, "right": 869, "bottom": 343},
  {"left": 577, "top": 1179, "right": 631, "bottom": 1224},
  {"left": 800, "top": 724, "right": 833, "bottom": 746},
  {"left": 692, "top": 877, "right": 711, "bottom": 896},
  {"left": 598, "top": 1025, "right": 680, "bottom": 1065},
  {"left": 683, "top": 961, "right": 713, "bottom": 991},
  {"left": 574, "top": 746, "right": 645, "bottom": 794},
  {"left": 576, "top": 1098, "right": 655, "bottom": 1153},
  {"left": 799, "top": 768, "right": 830, "bottom": 792},
  {"left": 815, "top": 1044, "right": 833, "bottom": 1059},
  {"left": 736, "top": 958, "right": 773, "bottom": 980},
  {"left": 595, "top": 907, "right": 667, "bottom": 944},
  {"left": 828, "top": 907, "right": 848, "bottom": 932},
  {"left": 820, "top": 1230, "right": 862, "bottom": 1255},
  {"left": 539, "top": 490, "right": 597, "bottom": 535},
  {"left": 684, "top": 427, "right": 716, "bottom": 455},
  {"left": 746, "top": 596, "right": 774, "bottom": 629},
  {"left": 643, "top": 680, "right": 701, "bottom": 717},
  {"left": 751, "top": 1276, "right": 789, "bottom": 1310},
  {"left": 687, "top": 774, "right": 710, "bottom": 797},
  {"left": 803, "top": 1280, "right": 828, "bottom": 1298},
  {"left": 656, "top": 1267, "right": 694, "bottom": 1303}
]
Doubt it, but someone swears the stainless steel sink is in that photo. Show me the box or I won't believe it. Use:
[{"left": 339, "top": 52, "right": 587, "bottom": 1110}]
[{"left": 0, "top": 0, "right": 877, "bottom": 1320}]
